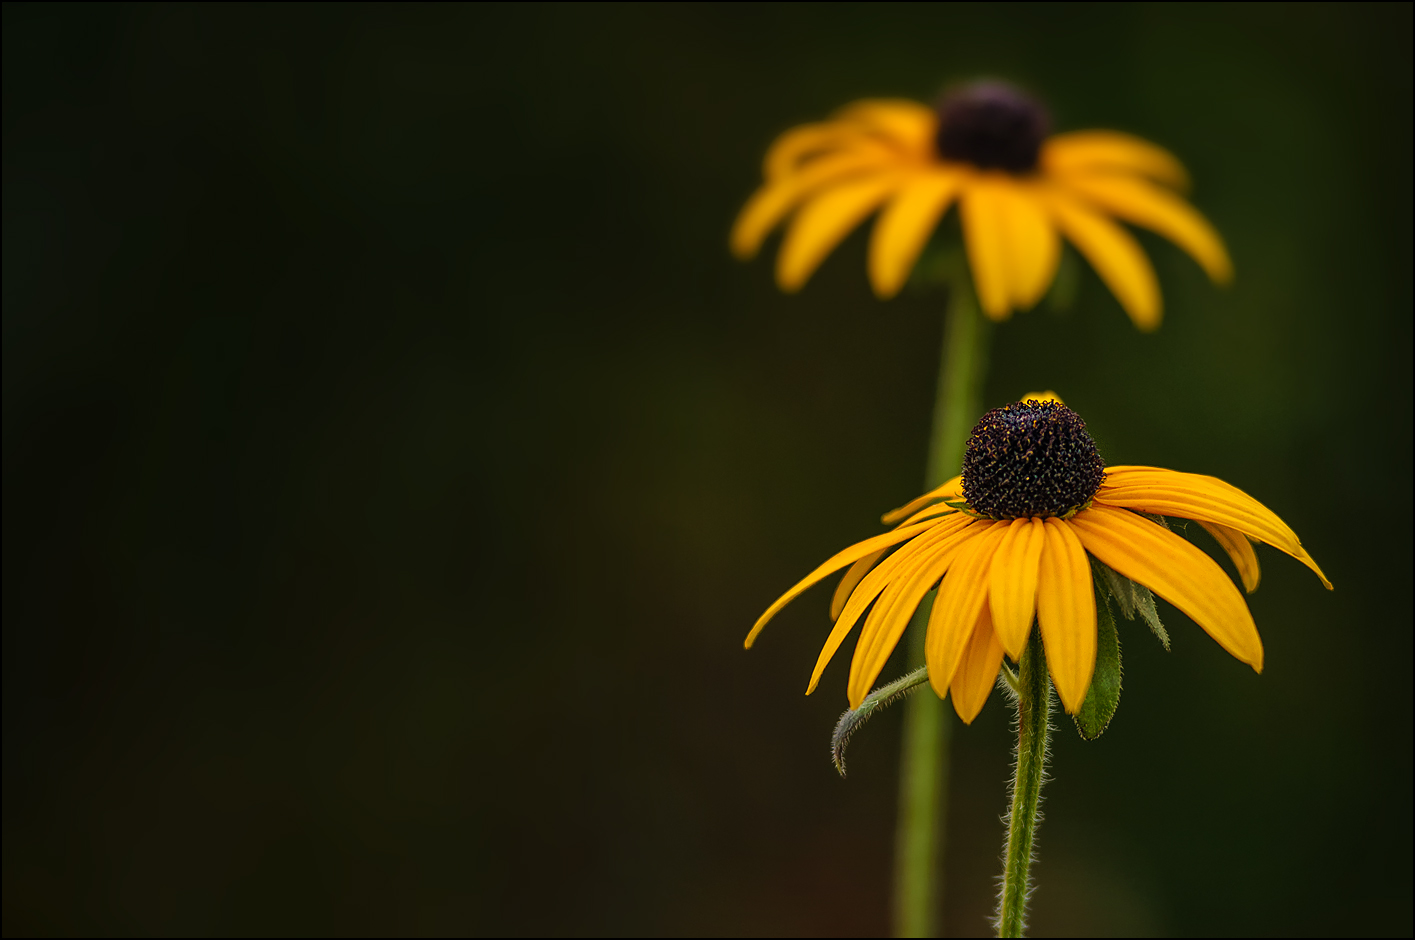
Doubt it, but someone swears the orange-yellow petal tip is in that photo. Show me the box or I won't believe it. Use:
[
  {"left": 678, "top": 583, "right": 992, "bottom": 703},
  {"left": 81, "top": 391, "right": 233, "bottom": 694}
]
[
  {"left": 1304, "top": 553, "right": 1333, "bottom": 591},
  {"left": 870, "top": 277, "right": 903, "bottom": 302}
]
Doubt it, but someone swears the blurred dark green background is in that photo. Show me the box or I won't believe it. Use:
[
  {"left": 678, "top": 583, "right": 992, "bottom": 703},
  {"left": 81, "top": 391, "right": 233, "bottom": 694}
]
[{"left": 4, "top": 3, "right": 1410, "bottom": 936}]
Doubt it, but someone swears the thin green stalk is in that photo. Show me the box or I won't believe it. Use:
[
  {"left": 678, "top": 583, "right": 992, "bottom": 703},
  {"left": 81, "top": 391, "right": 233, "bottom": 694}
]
[
  {"left": 893, "top": 274, "right": 990, "bottom": 938},
  {"left": 998, "top": 627, "right": 1051, "bottom": 938}
]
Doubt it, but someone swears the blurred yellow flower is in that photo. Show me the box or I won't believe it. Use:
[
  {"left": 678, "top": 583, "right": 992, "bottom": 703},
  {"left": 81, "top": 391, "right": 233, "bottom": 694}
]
[
  {"left": 731, "top": 83, "right": 1233, "bottom": 330},
  {"left": 746, "top": 399, "right": 1329, "bottom": 721}
]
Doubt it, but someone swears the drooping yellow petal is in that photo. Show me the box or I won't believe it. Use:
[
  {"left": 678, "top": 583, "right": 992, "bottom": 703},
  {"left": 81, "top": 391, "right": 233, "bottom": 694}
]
[
  {"left": 834, "top": 99, "right": 938, "bottom": 152},
  {"left": 730, "top": 148, "right": 893, "bottom": 260},
  {"left": 1042, "top": 131, "right": 1191, "bottom": 191},
  {"left": 960, "top": 177, "right": 1012, "bottom": 320},
  {"left": 831, "top": 547, "right": 889, "bottom": 620},
  {"left": 848, "top": 517, "right": 982, "bottom": 707},
  {"left": 897, "top": 504, "right": 960, "bottom": 527},
  {"left": 1064, "top": 174, "right": 1232, "bottom": 284},
  {"left": 882, "top": 475, "right": 963, "bottom": 525},
  {"left": 999, "top": 182, "right": 1061, "bottom": 309},
  {"left": 950, "top": 605, "right": 1005, "bottom": 724},
  {"left": 1069, "top": 506, "right": 1264, "bottom": 671},
  {"left": 1042, "top": 187, "right": 1162, "bottom": 330},
  {"left": 1036, "top": 518, "right": 1096, "bottom": 715},
  {"left": 809, "top": 515, "right": 972, "bottom": 694},
  {"left": 1097, "top": 466, "right": 1330, "bottom": 589},
  {"left": 746, "top": 517, "right": 948, "bottom": 649},
  {"left": 777, "top": 172, "right": 905, "bottom": 292},
  {"left": 1198, "top": 520, "right": 1261, "bottom": 593},
  {"left": 988, "top": 516, "right": 1047, "bottom": 659},
  {"left": 926, "top": 522, "right": 1007, "bottom": 698},
  {"left": 764, "top": 123, "right": 860, "bottom": 180},
  {"left": 869, "top": 169, "right": 965, "bottom": 299}
]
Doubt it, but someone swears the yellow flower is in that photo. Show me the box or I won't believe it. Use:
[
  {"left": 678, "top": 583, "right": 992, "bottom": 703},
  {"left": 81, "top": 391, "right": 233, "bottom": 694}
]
[
  {"left": 731, "top": 82, "right": 1233, "bottom": 330},
  {"left": 745, "top": 398, "right": 1330, "bottom": 722}
]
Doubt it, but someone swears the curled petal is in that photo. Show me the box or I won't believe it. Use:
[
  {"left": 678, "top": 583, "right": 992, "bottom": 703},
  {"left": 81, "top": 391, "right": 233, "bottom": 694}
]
[
  {"left": 833, "top": 99, "right": 938, "bottom": 152},
  {"left": 765, "top": 122, "right": 860, "bottom": 180},
  {"left": 1198, "top": 520, "right": 1261, "bottom": 593}
]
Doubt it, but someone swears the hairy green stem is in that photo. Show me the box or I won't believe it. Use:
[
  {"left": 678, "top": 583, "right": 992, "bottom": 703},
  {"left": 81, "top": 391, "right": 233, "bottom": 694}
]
[
  {"left": 893, "top": 274, "right": 990, "bottom": 938},
  {"left": 998, "top": 627, "right": 1051, "bottom": 938}
]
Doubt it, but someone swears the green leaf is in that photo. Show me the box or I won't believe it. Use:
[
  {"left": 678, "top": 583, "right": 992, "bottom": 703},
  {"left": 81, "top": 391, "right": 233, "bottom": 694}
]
[
  {"left": 831, "top": 666, "right": 930, "bottom": 777},
  {"left": 1096, "top": 558, "right": 1170, "bottom": 651},
  {"left": 1074, "top": 579, "right": 1122, "bottom": 740}
]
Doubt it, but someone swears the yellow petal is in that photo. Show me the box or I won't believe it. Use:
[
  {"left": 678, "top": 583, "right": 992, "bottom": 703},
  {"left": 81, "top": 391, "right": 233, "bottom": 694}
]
[
  {"left": 988, "top": 516, "right": 1047, "bottom": 659},
  {"left": 746, "top": 517, "right": 947, "bottom": 649},
  {"left": 999, "top": 182, "right": 1061, "bottom": 309},
  {"left": 1036, "top": 518, "right": 1096, "bottom": 715},
  {"left": 1069, "top": 506, "right": 1264, "bottom": 671},
  {"left": 730, "top": 148, "right": 892, "bottom": 260},
  {"left": 1064, "top": 174, "right": 1232, "bottom": 284},
  {"left": 950, "top": 605, "right": 1005, "bottom": 724},
  {"left": 847, "top": 517, "right": 982, "bottom": 707},
  {"left": 881, "top": 475, "right": 963, "bottom": 525},
  {"left": 1041, "top": 187, "right": 1162, "bottom": 330},
  {"left": 868, "top": 170, "right": 964, "bottom": 299},
  {"left": 960, "top": 177, "right": 1012, "bottom": 320},
  {"left": 926, "top": 522, "right": 1007, "bottom": 698},
  {"left": 896, "top": 504, "right": 960, "bottom": 527},
  {"left": 831, "top": 547, "right": 889, "bottom": 621},
  {"left": 777, "top": 172, "right": 904, "bottom": 292},
  {"left": 1198, "top": 520, "right": 1261, "bottom": 593},
  {"left": 1042, "top": 131, "right": 1191, "bottom": 191},
  {"left": 833, "top": 99, "right": 938, "bottom": 152},
  {"left": 809, "top": 515, "right": 972, "bottom": 695},
  {"left": 1097, "top": 466, "right": 1330, "bottom": 589},
  {"left": 764, "top": 122, "right": 859, "bottom": 180}
]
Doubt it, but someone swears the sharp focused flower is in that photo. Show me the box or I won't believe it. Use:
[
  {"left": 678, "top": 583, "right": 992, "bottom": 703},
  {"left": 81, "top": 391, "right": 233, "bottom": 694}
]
[
  {"left": 731, "top": 82, "right": 1233, "bottom": 330},
  {"left": 746, "top": 398, "right": 1330, "bottom": 722}
]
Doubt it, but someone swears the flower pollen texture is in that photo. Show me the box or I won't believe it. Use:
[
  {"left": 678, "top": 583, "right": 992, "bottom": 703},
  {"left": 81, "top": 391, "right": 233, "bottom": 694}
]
[
  {"left": 935, "top": 81, "right": 1050, "bottom": 173},
  {"left": 962, "top": 401, "right": 1105, "bottom": 518}
]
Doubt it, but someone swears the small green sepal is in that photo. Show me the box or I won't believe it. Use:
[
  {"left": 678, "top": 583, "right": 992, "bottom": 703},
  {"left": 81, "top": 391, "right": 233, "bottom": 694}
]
[
  {"left": 1095, "top": 557, "right": 1170, "bottom": 651},
  {"left": 1073, "top": 577, "right": 1122, "bottom": 740},
  {"left": 942, "top": 497, "right": 991, "bottom": 520}
]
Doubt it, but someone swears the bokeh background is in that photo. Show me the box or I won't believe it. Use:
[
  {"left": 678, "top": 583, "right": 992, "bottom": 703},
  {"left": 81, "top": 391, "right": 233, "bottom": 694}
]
[{"left": 4, "top": 3, "right": 1410, "bottom": 936}]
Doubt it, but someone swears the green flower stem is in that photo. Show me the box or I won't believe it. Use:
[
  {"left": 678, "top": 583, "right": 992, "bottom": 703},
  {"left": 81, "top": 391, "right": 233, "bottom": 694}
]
[
  {"left": 893, "top": 272, "right": 990, "bottom": 938},
  {"left": 998, "top": 626, "right": 1051, "bottom": 939}
]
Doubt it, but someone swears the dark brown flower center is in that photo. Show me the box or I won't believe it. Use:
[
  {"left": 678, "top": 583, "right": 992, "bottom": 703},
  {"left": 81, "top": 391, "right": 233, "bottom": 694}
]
[
  {"left": 962, "top": 400, "right": 1105, "bottom": 518},
  {"left": 934, "top": 82, "right": 1050, "bottom": 174}
]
